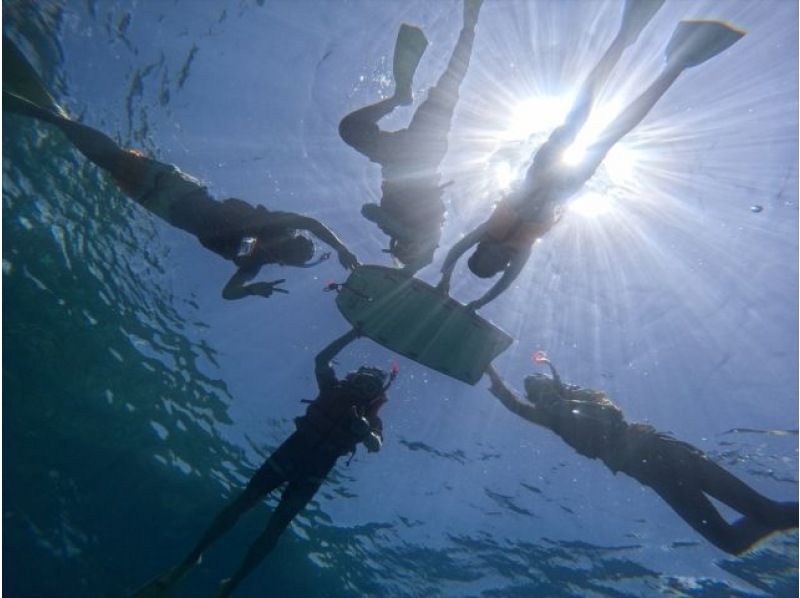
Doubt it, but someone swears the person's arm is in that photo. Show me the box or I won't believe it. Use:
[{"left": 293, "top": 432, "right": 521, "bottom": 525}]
[
  {"left": 269, "top": 212, "right": 359, "bottom": 270},
  {"left": 314, "top": 328, "right": 360, "bottom": 390},
  {"left": 221, "top": 266, "right": 287, "bottom": 300},
  {"left": 466, "top": 246, "right": 531, "bottom": 311},
  {"left": 437, "top": 222, "right": 489, "bottom": 292},
  {"left": 485, "top": 365, "right": 547, "bottom": 425}
]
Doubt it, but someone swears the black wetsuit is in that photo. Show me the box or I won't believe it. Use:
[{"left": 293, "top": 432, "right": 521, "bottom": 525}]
[
  {"left": 168, "top": 193, "right": 297, "bottom": 271},
  {"left": 338, "top": 18, "right": 477, "bottom": 269},
  {"left": 245, "top": 376, "right": 384, "bottom": 503},
  {"left": 523, "top": 381, "right": 798, "bottom": 554}
]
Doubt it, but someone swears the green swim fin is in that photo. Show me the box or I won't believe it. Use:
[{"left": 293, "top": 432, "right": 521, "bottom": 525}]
[
  {"left": 3, "top": 36, "right": 67, "bottom": 117},
  {"left": 665, "top": 20, "right": 746, "bottom": 69},
  {"left": 618, "top": 0, "right": 666, "bottom": 46},
  {"left": 392, "top": 23, "right": 428, "bottom": 105}
]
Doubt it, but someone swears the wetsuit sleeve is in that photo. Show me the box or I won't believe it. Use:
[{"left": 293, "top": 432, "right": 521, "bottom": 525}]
[
  {"left": 486, "top": 366, "right": 548, "bottom": 426},
  {"left": 268, "top": 211, "right": 358, "bottom": 270},
  {"left": 314, "top": 329, "right": 359, "bottom": 391},
  {"left": 221, "top": 265, "right": 264, "bottom": 300}
]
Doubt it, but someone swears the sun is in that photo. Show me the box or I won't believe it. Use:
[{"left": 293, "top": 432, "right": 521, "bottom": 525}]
[{"left": 569, "top": 191, "right": 614, "bottom": 217}]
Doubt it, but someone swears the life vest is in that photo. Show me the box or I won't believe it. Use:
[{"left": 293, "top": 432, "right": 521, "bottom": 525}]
[
  {"left": 485, "top": 201, "right": 553, "bottom": 251},
  {"left": 294, "top": 384, "right": 384, "bottom": 457}
]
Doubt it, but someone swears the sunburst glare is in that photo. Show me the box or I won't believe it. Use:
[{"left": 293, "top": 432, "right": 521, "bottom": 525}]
[
  {"left": 568, "top": 191, "right": 614, "bottom": 218},
  {"left": 502, "top": 95, "right": 571, "bottom": 140}
]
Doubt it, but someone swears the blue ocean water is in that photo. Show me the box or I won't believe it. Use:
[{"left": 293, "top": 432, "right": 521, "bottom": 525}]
[{"left": 3, "top": 1, "right": 797, "bottom": 597}]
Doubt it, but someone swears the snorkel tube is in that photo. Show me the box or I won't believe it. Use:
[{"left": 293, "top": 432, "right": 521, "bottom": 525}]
[{"left": 532, "top": 351, "right": 565, "bottom": 392}]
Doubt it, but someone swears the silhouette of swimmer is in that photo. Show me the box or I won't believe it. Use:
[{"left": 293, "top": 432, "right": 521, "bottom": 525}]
[
  {"left": 438, "top": 2, "right": 745, "bottom": 311},
  {"left": 3, "top": 36, "right": 358, "bottom": 301},
  {"left": 486, "top": 358, "right": 798, "bottom": 555},
  {"left": 339, "top": 0, "right": 483, "bottom": 273},
  {"left": 129, "top": 329, "right": 393, "bottom": 597}
]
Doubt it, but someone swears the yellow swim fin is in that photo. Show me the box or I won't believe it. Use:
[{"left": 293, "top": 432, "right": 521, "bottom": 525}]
[
  {"left": 392, "top": 23, "right": 428, "bottom": 105},
  {"left": 665, "top": 20, "right": 746, "bottom": 69}
]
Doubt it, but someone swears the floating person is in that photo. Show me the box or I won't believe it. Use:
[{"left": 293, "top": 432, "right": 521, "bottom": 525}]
[
  {"left": 485, "top": 357, "right": 798, "bottom": 555},
  {"left": 130, "top": 329, "right": 393, "bottom": 597},
  {"left": 338, "top": 0, "right": 483, "bottom": 273},
  {"left": 3, "top": 36, "right": 358, "bottom": 301},
  {"left": 438, "top": 4, "right": 745, "bottom": 310}
]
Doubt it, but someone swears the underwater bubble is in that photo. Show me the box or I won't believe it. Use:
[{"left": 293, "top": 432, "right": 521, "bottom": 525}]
[{"left": 750, "top": 205, "right": 764, "bottom": 213}]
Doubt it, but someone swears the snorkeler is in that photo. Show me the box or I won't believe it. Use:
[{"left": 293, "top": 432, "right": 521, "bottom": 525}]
[
  {"left": 3, "top": 36, "right": 358, "bottom": 301},
  {"left": 338, "top": 0, "right": 483, "bottom": 273},
  {"left": 485, "top": 357, "right": 798, "bottom": 555},
  {"left": 438, "top": 2, "right": 745, "bottom": 310},
  {"left": 130, "top": 328, "right": 392, "bottom": 597}
]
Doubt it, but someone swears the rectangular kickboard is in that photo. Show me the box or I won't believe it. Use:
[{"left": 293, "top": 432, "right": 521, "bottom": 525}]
[{"left": 336, "top": 266, "right": 512, "bottom": 385}]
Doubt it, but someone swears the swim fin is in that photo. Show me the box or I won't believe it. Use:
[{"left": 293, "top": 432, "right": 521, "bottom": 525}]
[
  {"left": 665, "top": 20, "right": 746, "bottom": 70},
  {"left": 618, "top": 0, "right": 666, "bottom": 46},
  {"left": 3, "top": 90, "right": 63, "bottom": 123},
  {"left": 3, "top": 36, "right": 67, "bottom": 117},
  {"left": 392, "top": 24, "right": 428, "bottom": 105}
]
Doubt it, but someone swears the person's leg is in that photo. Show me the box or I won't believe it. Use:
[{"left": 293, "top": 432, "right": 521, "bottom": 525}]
[
  {"left": 5, "top": 91, "right": 129, "bottom": 172},
  {"left": 3, "top": 36, "right": 66, "bottom": 116},
  {"left": 161, "top": 459, "right": 288, "bottom": 589},
  {"left": 217, "top": 478, "right": 321, "bottom": 597},
  {"left": 694, "top": 456, "right": 799, "bottom": 532},
  {"left": 575, "top": 64, "right": 682, "bottom": 177},
  {"left": 652, "top": 484, "right": 770, "bottom": 555},
  {"left": 403, "top": 0, "right": 482, "bottom": 145},
  {"left": 338, "top": 96, "right": 404, "bottom": 163},
  {"left": 585, "top": 19, "right": 744, "bottom": 161},
  {"left": 5, "top": 91, "right": 210, "bottom": 225},
  {"left": 338, "top": 24, "right": 428, "bottom": 163}
]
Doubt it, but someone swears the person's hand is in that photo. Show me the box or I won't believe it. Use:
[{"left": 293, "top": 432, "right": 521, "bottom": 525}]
[
  {"left": 364, "top": 432, "right": 382, "bottom": 453},
  {"left": 349, "top": 412, "right": 371, "bottom": 438},
  {"left": 338, "top": 248, "right": 359, "bottom": 271},
  {"left": 465, "top": 299, "right": 482, "bottom": 312},
  {"left": 247, "top": 279, "right": 288, "bottom": 298},
  {"left": 485, "top": 364, "right": 502, "bottom": 393}
]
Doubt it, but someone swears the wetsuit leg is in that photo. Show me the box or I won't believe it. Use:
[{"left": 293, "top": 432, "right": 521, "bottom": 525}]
[
  {"left": 218, "top": 478, "right": 321, "bottom": 597},
  {"left": 403, "top": 4, "right": 480, "bottom": 160},
  {"left": 5, "top": 92, "right": 128, "bottom": 172},
  {"left": 694, "top": 456, "right": 799, "bottom": 532},
  {"left": 639, "top": 438, "right": 797, "bottom": 554},
  {"left": 5, "top": 91, "right": 207, "bottom": 223},
  {"left": 176, "top": 458, "right": 288, "bottom": 572},
  {"left": 651, "top": 483, "right": 775, "bottom": 555},
  {"left": 338, "top": 97, "right": 402, "bottom": 164}
]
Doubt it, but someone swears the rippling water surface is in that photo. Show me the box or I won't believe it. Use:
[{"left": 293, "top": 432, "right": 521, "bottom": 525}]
[{"left": 4, "top": 1, "right": 797, "bottom": 596}]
